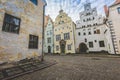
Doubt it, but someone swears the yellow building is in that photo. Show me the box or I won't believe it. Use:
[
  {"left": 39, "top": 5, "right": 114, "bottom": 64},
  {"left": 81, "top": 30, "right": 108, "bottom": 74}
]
[{"left": 54, "top": 9, "right": 76, "bottom": 54}]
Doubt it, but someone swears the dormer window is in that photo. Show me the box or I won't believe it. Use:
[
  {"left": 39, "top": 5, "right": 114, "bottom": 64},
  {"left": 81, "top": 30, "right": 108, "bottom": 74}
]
[{"left": 30, "top": 0, "right": 38, "bottom": 5}]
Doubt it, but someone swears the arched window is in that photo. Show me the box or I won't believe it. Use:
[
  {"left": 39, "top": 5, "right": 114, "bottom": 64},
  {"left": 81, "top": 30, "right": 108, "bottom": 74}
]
[{"left": 30, "top": 0, "right": 38, "bottom": 5}]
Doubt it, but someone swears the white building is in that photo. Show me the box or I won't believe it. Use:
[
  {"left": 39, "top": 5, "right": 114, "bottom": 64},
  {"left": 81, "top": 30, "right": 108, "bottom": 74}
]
[
  {"left": 75, "top": 2, "right": 108, "bottom": 53},
  {"left": 106, "top": 0, "right": 120, "bottom": 54},
  {"left": 44, "top": 15, "right": 54, "bottom": 53}
]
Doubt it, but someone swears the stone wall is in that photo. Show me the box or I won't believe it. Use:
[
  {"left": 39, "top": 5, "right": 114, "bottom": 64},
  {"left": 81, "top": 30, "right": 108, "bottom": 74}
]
[{"left": 0, "top": 0, "right": 45, "bottom": 63}]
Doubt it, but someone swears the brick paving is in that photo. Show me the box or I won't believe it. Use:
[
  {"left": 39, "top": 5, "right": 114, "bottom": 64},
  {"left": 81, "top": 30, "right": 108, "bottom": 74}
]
[{"left": 12, "top": 54, "right": 120, "bottom": 80}]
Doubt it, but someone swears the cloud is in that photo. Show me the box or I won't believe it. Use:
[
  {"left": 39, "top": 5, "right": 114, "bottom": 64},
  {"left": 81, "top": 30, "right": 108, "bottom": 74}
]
[{"left": 45, "top": 0, "right": 115, "bottom": 22}]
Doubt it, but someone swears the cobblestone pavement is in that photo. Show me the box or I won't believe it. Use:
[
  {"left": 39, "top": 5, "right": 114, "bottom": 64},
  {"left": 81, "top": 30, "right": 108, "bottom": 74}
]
[{"left": 13, "top": 54, "right": 120, "bottom": 80}]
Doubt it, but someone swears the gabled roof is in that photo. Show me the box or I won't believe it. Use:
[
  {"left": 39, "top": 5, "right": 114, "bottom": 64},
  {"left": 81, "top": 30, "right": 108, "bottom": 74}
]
[{"left": 44, "top": 15, "right": 53, "bottom": 27}]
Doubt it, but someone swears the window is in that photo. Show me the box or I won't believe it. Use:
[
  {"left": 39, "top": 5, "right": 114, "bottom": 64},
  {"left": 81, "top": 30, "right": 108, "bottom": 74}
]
[
  {"left": 47, "top": 38, "right": 51, "bottom": 43},
  {"left": 99, "top": 41, "right": 105, "bottom": 47},
  {"left": 55, "top": 29, "right": 57, "bottom": 31},
  {"left": 96, "top": 23, "right": 98, "bottom": 26},
  {"left": 47, "top": 31, "right": 49, "bottom": 35},
  {"left": 89, "top": 42, "right": 93, "bottom": 48},
  {"left": 60, "top": 16, "right": 63, "bottom": 18},
  {"left": 94, "top": 31, "right": 96, "bottom": 34},
  {"left": 29, "top": 35, "right": 38, "bottom": 49},
  {"left": 50, "top": 30, "right": 52, "bottom": 35},
  {"left": 56, "top": 46, "right": 59, "bottom": 51},
  {"left": 108, "top": 21, "right": 112, "bottom": 25},
  {"left": 30, "top": 0, "right": 38, "bottom": 5},
  {"left": 68, "top": 45, "right": 71, "bottom": 50},
  {"left": 83, "top": 33, "right": 86, "bottom": 35},
  {"left": 56, "top": 34, "right": 61, "bottom": 41},
  {"left": 95, "top": 40, "right": 97, "bottom": 42},
  {"left": 78, "top": 32, "right": 81, "bottom": 36},
  {"left": 96, "top": 29, "right": 100, "bottom": 34},
  {"left": 117, "top": 7, "right": 120, "bottom": 14},
  {"left": 59, "top": 21, "right": 64, "bottom": 24},
  {"left": 85, "top": 38, "right": 87, "bottom": 42},
  {"left": 93, "top": 24, "right": 95, "bottom": 26},
  {"left": 2, "top": 13, "right": 21, "bottom": 34},
  {"left": 64, "top": 33, "right": 70, "bottom": 40},
  {"left": 119, "top": 41, "right": 120, "bottom": 46},
  {"left": 88, "top": 32, "right": 91, "bottom": 35}
]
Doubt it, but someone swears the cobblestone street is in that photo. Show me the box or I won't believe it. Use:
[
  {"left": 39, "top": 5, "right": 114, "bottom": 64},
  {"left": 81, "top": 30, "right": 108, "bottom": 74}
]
[{"left": 13, "top": 54, "right": 120, "bottom": 80}]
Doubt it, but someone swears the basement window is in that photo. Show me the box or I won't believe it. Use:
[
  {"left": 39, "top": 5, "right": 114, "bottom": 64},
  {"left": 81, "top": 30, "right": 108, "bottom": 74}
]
[
  {"left": 2, "top": 13, "right": 21, "bottom": 34},
  {"left": 29, "top": 35, "right": 39, "bottom": 49}
]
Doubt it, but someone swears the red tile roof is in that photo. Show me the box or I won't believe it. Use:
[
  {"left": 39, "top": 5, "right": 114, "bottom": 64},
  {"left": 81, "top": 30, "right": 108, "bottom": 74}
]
[
  {"left": 114, "top": 0, "right": 120, "bottom": 4},
  {"left": 44, "top": 15, "right": 53, "bottom": 27}
]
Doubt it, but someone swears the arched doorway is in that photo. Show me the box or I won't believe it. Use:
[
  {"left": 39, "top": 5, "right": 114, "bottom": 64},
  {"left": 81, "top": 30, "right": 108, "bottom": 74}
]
[
  {"left": 79, "top": 43, "right": 88, "bottom": 53},
  {"left": 61, "top": 44, "right": 65, "bottom": 53},
  {"left": 60, "top": 40, "right": 66, "bottom": 54},
  {"left": 48, "top": 46, "right": 51, "bottom": 53}
]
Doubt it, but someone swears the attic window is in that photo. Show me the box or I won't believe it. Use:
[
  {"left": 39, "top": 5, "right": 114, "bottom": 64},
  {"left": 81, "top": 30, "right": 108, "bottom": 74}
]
[{"left": 30, "top": 0, "right": 38, "bottom": 5}]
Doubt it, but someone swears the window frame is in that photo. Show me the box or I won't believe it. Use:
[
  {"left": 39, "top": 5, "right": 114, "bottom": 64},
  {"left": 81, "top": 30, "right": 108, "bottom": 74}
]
[
  {"left": 56, "top": 34, "right": 61, "bottom": 41},
  {"left": 56, "top": 45, "right": 59, "bottom": 51},
  {"left": 29, "top": 35, "right": 39, "bottom": 49},
  {"left": 89, "top": 42, "right": 94, "bottom": 48},
  {"left": 47, "top": 37, "right": 51, "bottom": 43},
  {"left": 78, "top": 32, "right": 81, "bottom": 36},
  {"left": 64, "top": 33, "right": 70, "bottom": 40},
  {"left": 99, "top": 41, "right": 105, "bottom": 47},
  {"left": 2, "top": 13, "right": 21, "bottom": 34},
  {"left": 68, "top": 45, "right": 71, "bottom": 50}
]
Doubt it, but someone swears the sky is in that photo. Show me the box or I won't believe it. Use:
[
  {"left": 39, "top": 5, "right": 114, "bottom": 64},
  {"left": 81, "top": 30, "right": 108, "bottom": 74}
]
[{"left": 45, "top": 0, "right": 115, "bottom": 22}]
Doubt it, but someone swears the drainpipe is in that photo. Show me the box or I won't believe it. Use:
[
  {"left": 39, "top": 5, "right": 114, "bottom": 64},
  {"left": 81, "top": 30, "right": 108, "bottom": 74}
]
[{"left": 41, "top": 2, "right": 47, "bottom": 61}]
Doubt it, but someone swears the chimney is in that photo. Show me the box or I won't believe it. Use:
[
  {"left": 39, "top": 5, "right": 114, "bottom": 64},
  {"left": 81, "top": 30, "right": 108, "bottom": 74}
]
[{"left": 104, "top": 5, "right": 109, "bottom": 17}]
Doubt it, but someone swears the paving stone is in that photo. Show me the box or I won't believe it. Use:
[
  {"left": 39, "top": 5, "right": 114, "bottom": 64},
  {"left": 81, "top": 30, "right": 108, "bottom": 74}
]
[{"left": 12, "top": 54, "right": 120, "bottom": 80}]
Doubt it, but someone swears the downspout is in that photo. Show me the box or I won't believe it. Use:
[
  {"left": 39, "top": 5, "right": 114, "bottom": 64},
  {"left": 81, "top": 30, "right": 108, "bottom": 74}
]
[
  {"left": 53, "top": 24, "right": 54, "bottom": 54},
  {"left": 42, "top": 2, "right": 47, "bottom": 61}
]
